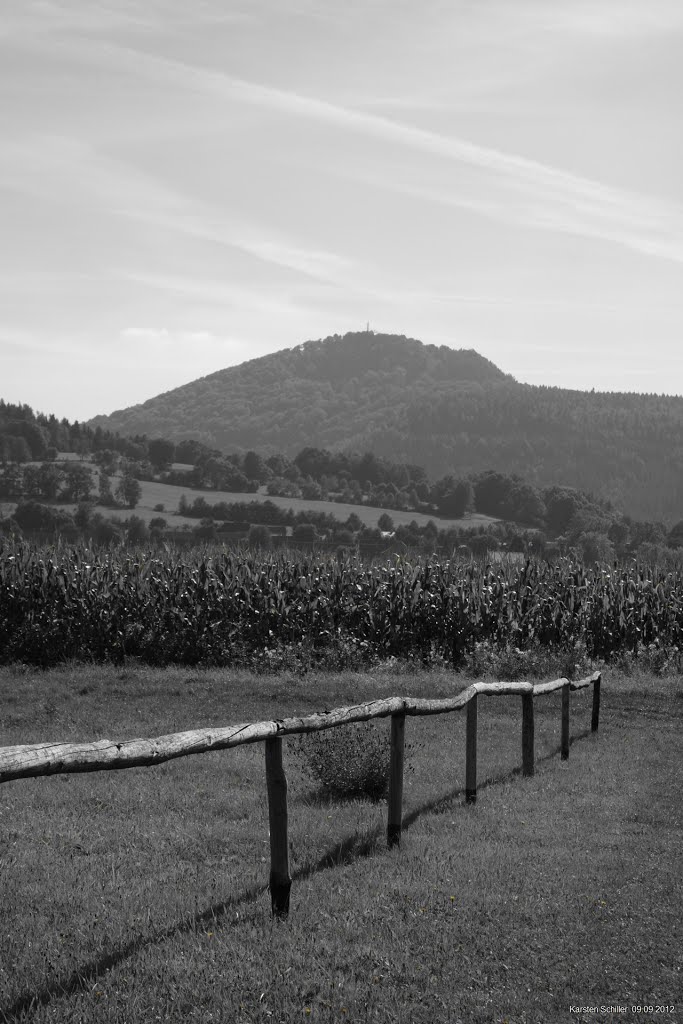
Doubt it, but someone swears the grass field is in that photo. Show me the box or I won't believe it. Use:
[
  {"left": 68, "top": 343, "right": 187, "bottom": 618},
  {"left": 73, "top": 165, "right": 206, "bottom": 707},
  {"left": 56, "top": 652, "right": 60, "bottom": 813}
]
[
  {"left": 0, "top": 664, "right": 680, "bottom": 1023},
  {"left": 2, "top": 459, "right": 500, "bottom": 532},
  {"left": 124, "top": 478, "right": 500, "bottom": 533}
]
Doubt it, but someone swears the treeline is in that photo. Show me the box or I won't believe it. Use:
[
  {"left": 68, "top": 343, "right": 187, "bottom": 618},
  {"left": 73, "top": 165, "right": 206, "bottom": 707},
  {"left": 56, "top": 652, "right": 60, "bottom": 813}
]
[
  {"left": 0, "top": 399, "right": 155, "bottom": 464},
  {"left": 0, "top": 460, "right": 143, "bottom": 508},
  {"left": 175, "top": 494, "right": 683, "bottom": 566},
  {"left": 0, "top": 398, "right": 635, "bottom": 531},
  {"left": 3, "top": 399, "right": 683, "bottom": 562},
  {"left": 170, "top": 445, "right": 682, "bottom": 563},
  {"left": 3, "top": 490, "right": 682, "bottom": 568}
]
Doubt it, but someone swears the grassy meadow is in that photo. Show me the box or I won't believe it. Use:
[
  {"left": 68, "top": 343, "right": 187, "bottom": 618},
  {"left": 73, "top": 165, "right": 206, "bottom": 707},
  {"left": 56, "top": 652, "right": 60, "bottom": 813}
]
[
  {"left": 0, "top": 663, "right": 681, "bottom": 1023},
  {"left": 129, "top": 478, "right": 500, "bottom": 532},
  {"left": 2, "top": 460, "right": 499, "bottom": 532}
]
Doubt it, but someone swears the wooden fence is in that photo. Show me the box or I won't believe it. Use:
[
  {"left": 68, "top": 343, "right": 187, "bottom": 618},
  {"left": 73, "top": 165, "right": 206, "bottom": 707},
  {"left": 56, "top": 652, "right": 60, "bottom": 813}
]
[{"left": 0, "top": 671, "right": 601, "bottom": 917}]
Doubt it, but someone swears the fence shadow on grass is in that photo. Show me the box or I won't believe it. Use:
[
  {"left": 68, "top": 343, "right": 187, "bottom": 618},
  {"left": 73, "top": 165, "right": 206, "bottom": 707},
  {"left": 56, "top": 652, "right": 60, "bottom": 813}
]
[
  {"left": 0, "top": 728, "right": 592, "bottom": 1023},
  {"left": 402, "top": 727, "right": 592, "bottom": 826},
  {"left": 0, "top": 876, "right": 269, "bottom": 1024}
]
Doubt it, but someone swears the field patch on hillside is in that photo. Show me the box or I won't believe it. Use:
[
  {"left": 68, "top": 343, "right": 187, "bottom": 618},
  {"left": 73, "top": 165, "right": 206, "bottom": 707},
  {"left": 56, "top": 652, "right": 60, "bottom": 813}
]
[{"left": 127, "top": 479, "right": 499, "bottom": 531}]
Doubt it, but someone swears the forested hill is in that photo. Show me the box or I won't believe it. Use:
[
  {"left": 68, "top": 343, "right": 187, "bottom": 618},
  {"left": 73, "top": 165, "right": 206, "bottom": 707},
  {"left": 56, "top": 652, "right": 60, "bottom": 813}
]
[{"left": 88, "top": 331, "right": 683, "bottom": 522}]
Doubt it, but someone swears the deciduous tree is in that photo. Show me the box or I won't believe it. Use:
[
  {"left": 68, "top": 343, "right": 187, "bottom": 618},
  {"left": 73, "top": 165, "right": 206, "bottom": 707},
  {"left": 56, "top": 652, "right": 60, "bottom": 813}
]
[
  {"left": 116, "top": 474, "right": 141, "bottom": 509},
  {"left": 62, "top": 463, "right": 94, "bottom": 502}
]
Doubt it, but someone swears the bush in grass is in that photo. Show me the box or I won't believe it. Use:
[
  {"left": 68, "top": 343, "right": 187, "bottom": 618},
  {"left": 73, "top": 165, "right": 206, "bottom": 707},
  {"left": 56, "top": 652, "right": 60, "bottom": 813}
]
[{"left": 294, "top": 722, "right": 390, "bottom": 801}]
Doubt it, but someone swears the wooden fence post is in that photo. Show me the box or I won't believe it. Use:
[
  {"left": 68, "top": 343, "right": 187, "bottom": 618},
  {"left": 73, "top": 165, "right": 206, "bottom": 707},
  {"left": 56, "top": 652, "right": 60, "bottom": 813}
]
[
  {"left": 522, "top": 693, "right": 534, "bottom": 777},
  {"left": 466, "top": 695, "right": 477, "bottom": 804},
  {"left": 561, "top": 683, "right": 570, "bottom": 761},
  {"left": 265, "top": 737, "right": 291, "bottom": 918},
  {"left": 387, "top": 712, "right": 405, "bottom": 848},
  {"left": 591, "top": 674, "right": 601, "bottom": 733}
]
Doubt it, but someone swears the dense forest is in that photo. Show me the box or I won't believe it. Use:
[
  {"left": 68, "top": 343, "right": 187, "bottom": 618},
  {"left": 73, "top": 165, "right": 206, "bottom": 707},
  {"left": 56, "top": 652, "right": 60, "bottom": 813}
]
[
  {"left": 85, "top": 331, "right": 683, "bottom": 523},
  {"left": 2, "top": 396, "right": 682, "bottom": 563}
]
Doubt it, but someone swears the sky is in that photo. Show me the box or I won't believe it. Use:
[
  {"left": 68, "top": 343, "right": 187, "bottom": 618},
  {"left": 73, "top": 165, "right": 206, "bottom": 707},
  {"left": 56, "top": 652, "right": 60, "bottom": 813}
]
[{"left": 1, "top": 0, "right": 682, "bottom": 422}]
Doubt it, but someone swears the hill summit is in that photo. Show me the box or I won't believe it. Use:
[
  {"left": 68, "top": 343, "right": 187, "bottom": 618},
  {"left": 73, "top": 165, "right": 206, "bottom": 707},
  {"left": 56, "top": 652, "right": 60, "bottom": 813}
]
[
  {"left": 89, "top": 330, "right": 683, "bottom": 522},
  {"left": 89, "top": 331, "right": 509, "bottom": 451}
]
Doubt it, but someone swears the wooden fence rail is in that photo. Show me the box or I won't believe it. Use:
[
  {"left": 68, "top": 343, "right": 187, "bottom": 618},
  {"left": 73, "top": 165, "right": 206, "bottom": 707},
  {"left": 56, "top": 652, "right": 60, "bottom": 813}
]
[{"left": 0, "top": 671, "right": 601, "bottom": 917}]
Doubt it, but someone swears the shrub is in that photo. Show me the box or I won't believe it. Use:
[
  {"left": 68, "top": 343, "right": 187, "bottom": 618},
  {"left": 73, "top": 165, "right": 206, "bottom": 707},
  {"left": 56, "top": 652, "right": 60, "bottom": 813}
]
[
  {"left": 90, "top": 515, "right": 122, "bottom": 545},
  {"left": 125, "top": 515, "right": 150, "bottom": 544},
  {"left": 292, "top": 522, "right": 318, "bottom": 541},
  {"left": 194, "top": 519, "right": 218, "bottom": 541},
  {"left": 247, "top": 524, "right": 272, "bottom": 549},
  {"left": 13, "top": 501, "right": 74, "bottom": 535},
  {"left": 294, "top": 722, "right": 390, "bottom": 801},
  {"left": 0, "top": 516, "right": 22, "bottom": 538},
  {"left": 579, "top": 530, "right": 615, "bottom": 564},
  {"left": 74, "top": 501, "right": 95, "bottom": 531}
]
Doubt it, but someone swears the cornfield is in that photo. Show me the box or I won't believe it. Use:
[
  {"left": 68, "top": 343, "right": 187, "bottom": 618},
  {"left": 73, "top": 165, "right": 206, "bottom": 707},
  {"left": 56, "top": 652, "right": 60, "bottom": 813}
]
[{"left": 1, "top": 540, "right": 682, "bottom": 668}]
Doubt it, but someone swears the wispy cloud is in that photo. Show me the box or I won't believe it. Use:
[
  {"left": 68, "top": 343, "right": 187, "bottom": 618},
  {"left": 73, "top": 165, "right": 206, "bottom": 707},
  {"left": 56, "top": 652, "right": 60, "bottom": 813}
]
[
  {"left": 221, "top": 77, "right": 683, "bottom": 264},
  {"left": 0, "top": 0, "right": 252, "bottom": 41},
  {"left": 26, "top": 35, "right": 683, "bottom": 265},
  {"left": 544, "top": 0, "right": 683, "bottom": 37},
  {"left": 345, "top": 173, "right": 683, "bottom": 265},
  {"left": 0, "top": 1, "right": 152, "bottom": 40},
  {"left": 120, "top": 326, "right": 172, "bottom": 343},
  {"left": 0, "top": 134, "right": 351, "bottom": 285},
  {"left": 0, "top": 270, "right": 102, "bottom": 293},
  {"left": 115, "top": 269, "right": 306, "bottom": 317}
]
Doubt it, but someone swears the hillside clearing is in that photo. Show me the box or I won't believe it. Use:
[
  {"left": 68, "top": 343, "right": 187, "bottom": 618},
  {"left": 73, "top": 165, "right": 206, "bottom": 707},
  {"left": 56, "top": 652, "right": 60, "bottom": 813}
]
[
  {"left": 114, "top": 479, "right": 500, "bottom": 532},
  {"left": 2, "top": 467, "right": 500, "bottom": 532}
]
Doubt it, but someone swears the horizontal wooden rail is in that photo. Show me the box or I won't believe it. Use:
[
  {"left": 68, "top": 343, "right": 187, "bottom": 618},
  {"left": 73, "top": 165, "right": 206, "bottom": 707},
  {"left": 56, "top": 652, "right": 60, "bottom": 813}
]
[
  {"left": 0, "top": 672, "right": 601, "bottom": 785},
  {"left": 0, "top": 671, "right": 601, "bottom": 918}
]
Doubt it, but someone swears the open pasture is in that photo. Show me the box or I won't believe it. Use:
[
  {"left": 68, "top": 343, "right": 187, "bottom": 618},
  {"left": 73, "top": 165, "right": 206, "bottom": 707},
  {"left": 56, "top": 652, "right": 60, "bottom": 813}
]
[{"left": 0, "top": 665, "right": 680, "bottom": 1023}]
